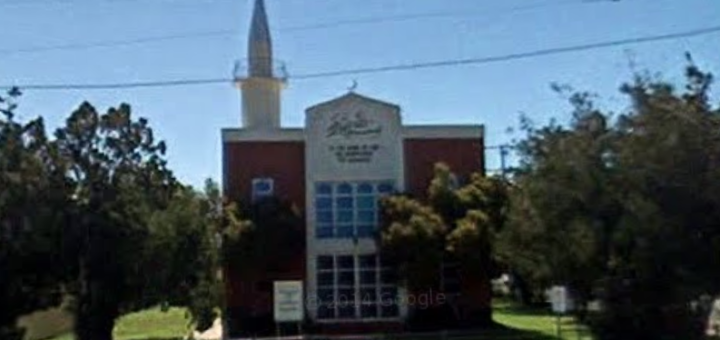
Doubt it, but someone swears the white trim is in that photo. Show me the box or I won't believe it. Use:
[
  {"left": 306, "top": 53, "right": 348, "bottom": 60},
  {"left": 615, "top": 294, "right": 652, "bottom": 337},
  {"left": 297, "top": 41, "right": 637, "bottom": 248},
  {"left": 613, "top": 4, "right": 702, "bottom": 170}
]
[
  {"left": 314, "top": 253, "right": 401, "bottom": 322},
  {"left": 402, "top": 125, "right": 484, "bottom": 139},
  {"left": 222, "top": 128, "right": 304, "bottom": 142},
  {"left": 223, "top": 125, "right": 482, "bottom": 141},
  {"left": 306, "top": 92, "right": 401, "bottom": 113}
]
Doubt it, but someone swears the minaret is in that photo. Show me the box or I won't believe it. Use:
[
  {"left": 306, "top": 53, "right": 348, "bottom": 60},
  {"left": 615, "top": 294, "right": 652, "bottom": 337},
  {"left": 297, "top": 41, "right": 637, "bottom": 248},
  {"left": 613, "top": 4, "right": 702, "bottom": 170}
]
[{"left": 235, "top": 0, "right": 285, "bottom": 130}]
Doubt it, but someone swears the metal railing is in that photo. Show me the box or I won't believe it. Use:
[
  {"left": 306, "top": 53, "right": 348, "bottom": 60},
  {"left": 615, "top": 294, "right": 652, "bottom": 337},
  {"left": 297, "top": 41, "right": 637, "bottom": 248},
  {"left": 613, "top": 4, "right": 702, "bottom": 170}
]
[{"left": 233, "top": 59, "right": 288, "bottom": 82}]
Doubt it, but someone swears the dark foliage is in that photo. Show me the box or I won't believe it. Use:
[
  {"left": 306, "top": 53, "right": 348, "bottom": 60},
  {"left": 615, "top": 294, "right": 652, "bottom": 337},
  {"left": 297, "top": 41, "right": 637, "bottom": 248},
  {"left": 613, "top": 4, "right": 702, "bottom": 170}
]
[{"left": 502, "top": 61, "right": 720, "bottom": 339}]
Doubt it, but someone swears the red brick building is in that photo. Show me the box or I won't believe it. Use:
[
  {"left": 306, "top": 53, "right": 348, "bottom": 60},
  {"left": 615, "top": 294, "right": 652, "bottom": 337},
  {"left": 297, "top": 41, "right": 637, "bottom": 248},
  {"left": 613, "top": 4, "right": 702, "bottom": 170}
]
[{"left": 222, "top": 0, "right": 485, "bottom": 336}]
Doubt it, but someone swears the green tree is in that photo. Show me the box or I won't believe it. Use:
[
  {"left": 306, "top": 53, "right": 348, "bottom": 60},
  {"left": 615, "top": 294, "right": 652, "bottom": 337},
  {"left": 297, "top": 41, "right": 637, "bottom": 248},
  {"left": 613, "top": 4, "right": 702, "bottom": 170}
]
[
  {"left": 55, "top": 102, "right": 219, "bottom": 340},
  {"left": 144, "top": 182, "right": 222, "bottom": 332},
  {"left": 437, "top": 167, "right": 509, "bottom": 325},
  {"left": 0, "top": 88, "right": 69, "bottom": 340},
  {"left": 499, "top": 91, "right": 617, "bottom": 308},
  {"left": 502, "top": 61, "right": 720, "bottom": 339},
  {"left": 379, "top": 195, "right": 446, "bottom": 292},
  {"left": 218, "top": 196, "right": 304, "bottom": 337},
  {"left": 594, "top": 64, "right": 720, "bottom": 339},
  {"left": 379, "top": 164, "right": 509, "bottom": 326},
  {"left": 220, "top": 196, "right": 304, "bottom": 277}
]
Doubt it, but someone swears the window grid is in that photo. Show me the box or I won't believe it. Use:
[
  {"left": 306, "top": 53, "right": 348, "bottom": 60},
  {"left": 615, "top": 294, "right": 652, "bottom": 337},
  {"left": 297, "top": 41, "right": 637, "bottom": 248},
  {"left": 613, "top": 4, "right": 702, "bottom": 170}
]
[
  {"left": 315, "top": 181, "right": 394, "bottom": 239},
  {"left": 316, "top": 254, "right": 399, "bottom": 320}
]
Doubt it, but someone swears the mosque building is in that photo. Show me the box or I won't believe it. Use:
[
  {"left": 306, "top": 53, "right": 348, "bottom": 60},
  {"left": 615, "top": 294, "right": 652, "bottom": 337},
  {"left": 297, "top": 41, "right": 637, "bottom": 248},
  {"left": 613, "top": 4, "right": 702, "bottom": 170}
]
[{"left": 222, "top": 0, "right": 486, "bottom": 336}]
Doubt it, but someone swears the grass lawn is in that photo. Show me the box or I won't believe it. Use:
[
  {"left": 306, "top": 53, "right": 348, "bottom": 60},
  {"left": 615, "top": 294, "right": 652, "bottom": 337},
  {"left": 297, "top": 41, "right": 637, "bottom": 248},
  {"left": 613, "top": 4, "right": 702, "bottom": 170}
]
[
  {"left": 47, "top": 307, "right": 189, "bottom": 340},
  {"left": 492, "top": 300, "right": 594, "bottom": 340},
  {"left": 47, "top": 300, "right": 591, "bottom": 340}
]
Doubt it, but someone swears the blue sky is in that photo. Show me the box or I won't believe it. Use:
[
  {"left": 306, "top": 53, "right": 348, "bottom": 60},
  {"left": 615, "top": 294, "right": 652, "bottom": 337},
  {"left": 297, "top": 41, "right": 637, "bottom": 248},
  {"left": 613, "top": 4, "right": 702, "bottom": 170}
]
[{"left": 0, "top": 0, "right": 718, "bottom": 188}]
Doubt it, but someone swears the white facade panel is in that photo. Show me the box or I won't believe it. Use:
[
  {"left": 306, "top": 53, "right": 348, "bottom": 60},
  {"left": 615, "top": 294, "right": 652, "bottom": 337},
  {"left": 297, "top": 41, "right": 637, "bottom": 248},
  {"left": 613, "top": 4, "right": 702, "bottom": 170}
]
[{"left": 305, "top": 93, "right": 406, "bottom": 322}]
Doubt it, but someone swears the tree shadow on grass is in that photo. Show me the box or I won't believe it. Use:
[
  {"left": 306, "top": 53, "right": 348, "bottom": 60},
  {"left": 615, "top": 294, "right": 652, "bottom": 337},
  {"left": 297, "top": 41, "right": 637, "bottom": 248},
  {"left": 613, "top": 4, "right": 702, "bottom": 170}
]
[
  {"left": 471, "top": 322, "right": 560, "bottom": 340},
  {"left": 493, "top": 301, "right": 555, "bottom": 317},
  {"left": 380, "top": 323, "right": 559, "bottom": 340}
]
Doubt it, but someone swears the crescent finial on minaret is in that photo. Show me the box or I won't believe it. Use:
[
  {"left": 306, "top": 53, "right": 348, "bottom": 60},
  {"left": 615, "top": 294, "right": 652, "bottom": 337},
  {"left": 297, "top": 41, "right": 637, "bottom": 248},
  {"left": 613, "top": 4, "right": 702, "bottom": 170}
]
[{"left": 348, "top": 80, "right": 358, "bottom": 92}]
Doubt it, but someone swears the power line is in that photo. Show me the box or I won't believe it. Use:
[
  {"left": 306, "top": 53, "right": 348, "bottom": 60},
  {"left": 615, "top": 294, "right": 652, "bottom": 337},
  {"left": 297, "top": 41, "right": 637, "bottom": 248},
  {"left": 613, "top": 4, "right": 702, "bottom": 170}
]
[
  {"left": 1, "top": 24, "right": 718, "bottom": 91},
  {"left": 292, "top": 25, "right": 720, "bottom": 79},
  {"left": 0, "top": 0, "right": 234, "bottom": 8},
  {"left": 0, "top": 30, "right": 236, "bottom": 56},
  {"left": 280, "top": 0, "right": 582, "bottom": 32},
  {"left": 0, "top": 78, "right": 229, "bottom": 90},
  {"left": 0, "top": 0, "right": 601, "bottom": 56}
]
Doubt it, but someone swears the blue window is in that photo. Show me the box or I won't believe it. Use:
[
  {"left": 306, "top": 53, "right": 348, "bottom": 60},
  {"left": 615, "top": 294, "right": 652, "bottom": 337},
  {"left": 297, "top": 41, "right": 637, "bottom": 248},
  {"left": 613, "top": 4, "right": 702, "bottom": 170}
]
[
  {"left": 336, "top": 197, "right": 354, "bottom": 209},
  {"left": 318, "top": 304, "right": 334, "bottom": 319},
  {"left": 360, "top": 271, "right": 377, "bottom": 285},
  {"left": 338, "top": 183, "right": 353, "bottom": 194},
  {"left": 314, "top": 181, "right": 394, "bottom": 240},
  {"left": 316, "top": 197, "right": 332, "bottom": 210},
  {"left": 337, "top": 211, "right": 353, "bottom": 222},
  {"left": 318, "top": 288, "right": 334, "bottom": 301},
  {"left": 318, "top": 272, "right": 334, "bottom": 286},
  {"left": 316, "top": 183, "right": 332, "bottom": 195},
  {"left": 317, "top": 256, "right": 334, "bottom": 269},
  {"left": 378, "top": 182, "right": 394, "bottom": 194},
  {"left": 359, "top": 255, "right": 376, "bottom": 268},
  {"left": 315, "top": 254, "right": 399, "bottom": 320},
  {"left": 252, "top": 178, "right": 274, "bottom": 202},
  {"left": 338, "top": 256, "right": 354, "bottom": 269},
  {"left": 358, "top": 211, "right": 375, "bottom": 223},
  {"left": 358, "top": 183, "right": 373, "bottom": 194},
  {"left": 357, "top": 225, "right": 374, "bottom": 238},
  {"left": 255, "top": 180, "right": 271, "bottom": 192},
  {"left": 316, "top": 211, "right": 333, "bottom": 223},
  {"left": 337, "top": 226, "right": 354, "bottom": 238},
  {"left": 338, "top": 271, "right": 354, "bottom": 286},
  {"left": 317, "top": 227, "right": 334, "bottom": 239},
  {"left": 357, "top": 196, "right": 375, "bottom": 210}
]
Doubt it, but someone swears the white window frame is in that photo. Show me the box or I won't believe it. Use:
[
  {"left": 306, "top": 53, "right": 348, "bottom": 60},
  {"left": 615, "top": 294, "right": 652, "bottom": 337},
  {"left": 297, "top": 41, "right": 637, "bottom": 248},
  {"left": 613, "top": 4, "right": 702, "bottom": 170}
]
[
  {"left": 315, "top": 254, "right": 400, "bottom": 322},
  {"left": 314, "top": 181, "right": 394, "bottom": 239}
]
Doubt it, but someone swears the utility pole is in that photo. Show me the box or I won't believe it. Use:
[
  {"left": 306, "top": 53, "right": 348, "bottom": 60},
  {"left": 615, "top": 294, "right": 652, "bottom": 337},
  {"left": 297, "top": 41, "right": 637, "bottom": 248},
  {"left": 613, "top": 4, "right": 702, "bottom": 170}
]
[
  {"left": 484, "top": 144, "right": 511, "bottom": 177},
  {"left": 499, "top": 145, "right": 509, "bottom": 178}
]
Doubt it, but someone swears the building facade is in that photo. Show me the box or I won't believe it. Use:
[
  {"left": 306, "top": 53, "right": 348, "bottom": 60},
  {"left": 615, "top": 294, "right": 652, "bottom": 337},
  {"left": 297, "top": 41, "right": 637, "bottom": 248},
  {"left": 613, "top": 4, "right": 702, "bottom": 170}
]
[{"left": 222, "top": 0, "right": 485, "bottom": 336}]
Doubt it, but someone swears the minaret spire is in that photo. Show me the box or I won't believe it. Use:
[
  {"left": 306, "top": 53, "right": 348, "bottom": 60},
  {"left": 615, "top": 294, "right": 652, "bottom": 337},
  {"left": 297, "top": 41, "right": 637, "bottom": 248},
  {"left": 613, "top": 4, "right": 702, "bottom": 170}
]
[
  {"left": 248, "top": 0, "right": 273, "bottom": 77},
  {"left": 235, "top": 0, "right": 285, "bottom": 130}
]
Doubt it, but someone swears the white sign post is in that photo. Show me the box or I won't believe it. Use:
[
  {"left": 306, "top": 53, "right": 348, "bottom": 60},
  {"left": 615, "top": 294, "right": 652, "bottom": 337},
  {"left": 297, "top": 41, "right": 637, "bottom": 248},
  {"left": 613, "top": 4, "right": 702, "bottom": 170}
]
[
  {"left": 273, "top": 281, "right": 304, "bottom": 336},
  {"left": 550, "top": 285, "right": 569, "bottom": 314},
  {"left": 550, "top": 285, "right": 572, "bottom": 338}
]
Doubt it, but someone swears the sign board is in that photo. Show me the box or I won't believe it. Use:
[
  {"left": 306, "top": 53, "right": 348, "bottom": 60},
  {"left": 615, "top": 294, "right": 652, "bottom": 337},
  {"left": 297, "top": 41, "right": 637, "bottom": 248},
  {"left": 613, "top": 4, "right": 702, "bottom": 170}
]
[
  {"left": 550, "top": 285, "right": 572, "bottom": 314},
  {"left": 306, "top": 94, "right": 403, "bottom": 180},
  {"left": 273, "top": 281, "right": 304, "bottom": 322}
]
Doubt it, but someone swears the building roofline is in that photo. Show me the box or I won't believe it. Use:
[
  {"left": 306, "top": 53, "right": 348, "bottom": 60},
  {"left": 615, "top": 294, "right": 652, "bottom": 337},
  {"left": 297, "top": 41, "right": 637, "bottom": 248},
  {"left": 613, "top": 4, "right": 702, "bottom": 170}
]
[
  {"left": 222, "top": 128, "right": 305, "bottom": 142},
  {"left": 222, "top": 125, "right": 484, "bottom": 141},
  {"left": 305, "top": 92, "right": 401, "bottom": 113},
  {"left": 402, "top": 125, "right": 484, "bottom": 139}
]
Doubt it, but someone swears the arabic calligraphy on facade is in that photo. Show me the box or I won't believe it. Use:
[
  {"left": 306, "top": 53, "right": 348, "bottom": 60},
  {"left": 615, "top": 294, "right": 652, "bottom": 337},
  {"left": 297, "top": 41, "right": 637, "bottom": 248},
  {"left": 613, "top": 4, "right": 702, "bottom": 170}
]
[
  {"left": 330, "top": 144, "right": 380, "bottom": 164},
  {"left": 326, "top": 111, "right": 382, "bottom": 139}
]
